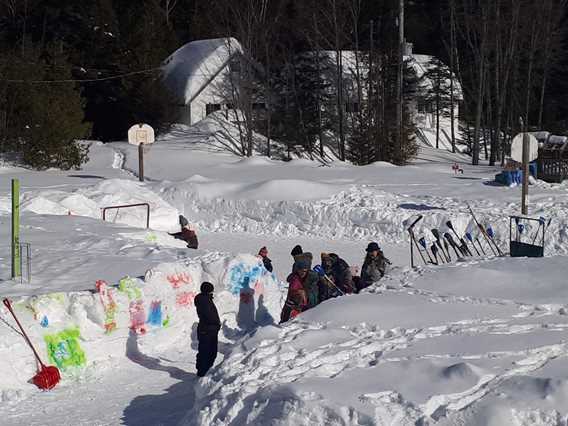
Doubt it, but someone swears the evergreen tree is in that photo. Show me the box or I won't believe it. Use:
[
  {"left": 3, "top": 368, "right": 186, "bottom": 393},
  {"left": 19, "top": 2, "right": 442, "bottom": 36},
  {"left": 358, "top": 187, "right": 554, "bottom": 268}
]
[{"left": 1, "top": 46, "right": 90, "bottom": 169}]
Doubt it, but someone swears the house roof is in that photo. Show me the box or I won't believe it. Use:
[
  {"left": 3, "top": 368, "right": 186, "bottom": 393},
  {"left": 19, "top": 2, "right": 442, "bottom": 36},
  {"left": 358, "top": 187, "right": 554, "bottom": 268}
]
[{"left": 162, "top": 38, "right": 242, "bottom": 105}]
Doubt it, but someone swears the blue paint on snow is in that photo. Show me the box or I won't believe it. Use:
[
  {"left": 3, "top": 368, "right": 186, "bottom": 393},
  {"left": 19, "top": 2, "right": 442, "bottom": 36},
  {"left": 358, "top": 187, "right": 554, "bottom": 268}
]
[{"left": 147, "top": 301, "right": 163, "bottom": 326}]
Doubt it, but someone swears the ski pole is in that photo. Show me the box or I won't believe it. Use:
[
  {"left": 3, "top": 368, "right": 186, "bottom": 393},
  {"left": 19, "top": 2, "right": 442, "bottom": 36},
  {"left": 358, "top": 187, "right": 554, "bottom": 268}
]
[
  {"left": 410, "top": 232, "right": 428, "bottom": 266},
  {"left": 431, "top": 243, "right": 442, "bottom": 264},
  {"left": 322, "top": 274, "right": 345, "bottom": 296},
  {"left": 467, "top": 204, "right": 498, "bottom": 256},
  {"left": 444, "top": 233, "right": 462, "bottom": 258},
  {"left": 443, "top": 238, "right": 452, "bottom": 261},
  {"left": 419, "top": 237, "right": 436, "bottom": 264},
  {"left": 476, "top": 238, "right": 486, "bottom": 255},
  {"left": 407, "top": 215, "right": 424, "bottom": 268},
  {"left": 446, "top": 220, "right": 472, "bottom": 256},
  {"left": 431, "top": 229, "right": 451, "bottom": 262},
  {"left": 485, "top": 225, "right": 504, "bottom": 256},
  {"left": 465, "top": 232, "right": 481, "bottom": 256}
]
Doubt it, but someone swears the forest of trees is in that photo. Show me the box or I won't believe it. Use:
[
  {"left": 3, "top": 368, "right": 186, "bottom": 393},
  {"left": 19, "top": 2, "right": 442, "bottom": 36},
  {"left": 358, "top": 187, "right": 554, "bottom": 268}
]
[{"left": 0, "top": 0, "right": 566, "bottom": 168}]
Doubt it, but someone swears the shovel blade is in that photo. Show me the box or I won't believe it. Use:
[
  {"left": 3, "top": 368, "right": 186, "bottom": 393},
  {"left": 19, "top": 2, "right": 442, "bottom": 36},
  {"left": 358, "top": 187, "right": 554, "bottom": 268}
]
[{"left": 32, "top": 365, "right": 61, "bottom": 390}]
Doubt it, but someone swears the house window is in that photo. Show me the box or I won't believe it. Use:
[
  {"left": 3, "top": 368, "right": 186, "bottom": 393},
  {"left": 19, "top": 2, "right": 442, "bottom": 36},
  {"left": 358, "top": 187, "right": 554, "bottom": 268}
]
[
  {"left": 345, "top": 102, "right": 360, "bottom": 113},
  {"left": 206, "top": 104, "right": 221, "bottom": 115},
  {"left": 252, "top": 103, "right": 266, "bottom": 110}
]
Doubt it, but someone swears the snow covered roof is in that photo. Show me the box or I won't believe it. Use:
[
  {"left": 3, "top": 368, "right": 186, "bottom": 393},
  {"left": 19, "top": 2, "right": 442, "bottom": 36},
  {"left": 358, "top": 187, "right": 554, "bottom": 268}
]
[{"left": 162, "top": 38, "right": 242, "bottom": 105}]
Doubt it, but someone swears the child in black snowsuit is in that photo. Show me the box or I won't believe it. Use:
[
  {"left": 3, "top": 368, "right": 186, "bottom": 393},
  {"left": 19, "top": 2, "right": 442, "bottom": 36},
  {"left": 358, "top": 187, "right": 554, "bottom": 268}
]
[{"left": 194, "top": 282, "right": 221, "bottom": 377}]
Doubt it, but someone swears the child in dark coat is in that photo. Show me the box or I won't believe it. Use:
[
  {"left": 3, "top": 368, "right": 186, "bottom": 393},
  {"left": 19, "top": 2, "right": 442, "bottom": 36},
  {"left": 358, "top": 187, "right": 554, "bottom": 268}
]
[
  {"left": 194, "top": 282, "right": 221, "bottom": 376},
  {"left": 359, "top": 242, "right": 390, "bottom": 291}
]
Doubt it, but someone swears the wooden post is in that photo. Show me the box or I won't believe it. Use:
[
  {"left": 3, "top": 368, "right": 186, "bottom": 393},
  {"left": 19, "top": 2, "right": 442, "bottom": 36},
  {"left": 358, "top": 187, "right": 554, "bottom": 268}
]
[
  {"left": 521, "top": 131, "right": 529, "bottom": 215},
  {"left": 11, "top": 179, "right": 20, "bottom": 279},
  {"left": 520, "top": 117, "right": 529, "bottom": 215},
  {"left": 138, "top": 143, "right": 144, "bottom": 182}
]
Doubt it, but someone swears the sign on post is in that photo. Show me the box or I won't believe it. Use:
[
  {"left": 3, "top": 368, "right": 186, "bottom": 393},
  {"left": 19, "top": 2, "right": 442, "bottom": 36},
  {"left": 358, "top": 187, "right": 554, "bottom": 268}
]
[
  {"left": 128, "top": 124, "right": 155, "bottom": 182},
  {"left": 510, "top": 133, "right": 538, "bottom": 163},
  {"left": 512, "top": 122, "right": 538, "bottom": 215}
]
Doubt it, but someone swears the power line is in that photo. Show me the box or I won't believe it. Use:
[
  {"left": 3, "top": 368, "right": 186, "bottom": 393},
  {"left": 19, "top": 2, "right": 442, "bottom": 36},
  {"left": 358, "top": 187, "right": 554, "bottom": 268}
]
[{"left": 1, "top": 67, "right": 162, "bottom": 84}]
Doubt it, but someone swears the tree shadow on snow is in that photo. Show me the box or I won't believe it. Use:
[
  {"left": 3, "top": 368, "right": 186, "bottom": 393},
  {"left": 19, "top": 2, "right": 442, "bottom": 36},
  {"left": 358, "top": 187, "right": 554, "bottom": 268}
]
[
  {"left": 121, "top": 330, "right": 196, "bottom": 426},
  {"left": 399, "top": 203, "right": 447, "bottom": 211}
]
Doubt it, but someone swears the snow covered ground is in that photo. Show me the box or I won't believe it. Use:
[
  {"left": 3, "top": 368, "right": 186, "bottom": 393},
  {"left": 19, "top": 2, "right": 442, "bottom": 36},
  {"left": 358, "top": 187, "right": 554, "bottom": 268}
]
[{"left": 1, "top": 131, "right": 568, "bottom": 425}]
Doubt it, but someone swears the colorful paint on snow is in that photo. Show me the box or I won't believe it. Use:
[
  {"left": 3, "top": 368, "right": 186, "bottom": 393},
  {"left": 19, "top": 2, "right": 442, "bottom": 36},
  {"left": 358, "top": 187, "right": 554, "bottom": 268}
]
[
  {"left": 228, "top": 262, "right": 268, "bottom": 295},
  {"left": 129, "top": 300, "right": 146, "bottom": 335},
  {"left": 40, "top": 316, "right": 49, "bottom": 328},
  {"left": 147, "top": 301, "right": 162, "bottom": 327},
  {"left": 167, "top": 272, "right": 192, "bottom": 289},
  {"left": 145, "top": 232, "right": 158, "bottom": 243},
  {"left": 176, "top": 291, "right": 196, "bottom": 307},
  {"left": 162, "top": 314, "right": 171, "bottom": 327},
  {"left": 96, "top": 280, "right": 118, "bottom": 334},
  {"left": 118, "top": 276, "right": 142, "bottom": 300},
  {"left": 44, "top": 328, "right": 86, "bottom": 370}
]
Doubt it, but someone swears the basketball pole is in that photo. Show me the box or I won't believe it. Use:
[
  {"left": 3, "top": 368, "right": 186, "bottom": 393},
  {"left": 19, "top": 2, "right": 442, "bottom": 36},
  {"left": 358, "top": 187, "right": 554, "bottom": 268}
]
[
  {"left": 11, "top": 178, "right": 20, "bottom": 279},
  {"left": 138, "top": 142, "right": 144, "bottom": 182}
]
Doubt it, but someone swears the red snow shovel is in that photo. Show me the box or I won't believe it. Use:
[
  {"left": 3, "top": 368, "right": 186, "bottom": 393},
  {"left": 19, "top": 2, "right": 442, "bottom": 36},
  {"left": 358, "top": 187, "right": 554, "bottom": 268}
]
[{"left": 3, "top": 298, "right": 61, "bottom": 390}]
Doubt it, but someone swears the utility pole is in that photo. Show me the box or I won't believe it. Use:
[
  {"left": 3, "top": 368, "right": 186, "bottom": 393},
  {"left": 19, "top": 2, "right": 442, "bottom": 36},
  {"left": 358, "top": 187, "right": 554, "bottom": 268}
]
[{"left": 397, "top": 0, "right": 405, "bottom": 163}]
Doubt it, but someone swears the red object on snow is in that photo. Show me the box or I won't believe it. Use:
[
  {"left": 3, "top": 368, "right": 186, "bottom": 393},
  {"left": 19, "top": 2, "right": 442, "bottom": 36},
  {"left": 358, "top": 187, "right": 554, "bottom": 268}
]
[{"left": 2, "top": 298, "right": 61, "bottom": 390}]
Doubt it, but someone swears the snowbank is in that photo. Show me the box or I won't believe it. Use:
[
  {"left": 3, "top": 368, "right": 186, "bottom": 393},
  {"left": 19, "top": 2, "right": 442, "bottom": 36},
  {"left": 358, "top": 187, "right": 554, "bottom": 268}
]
[
  {"left": 16, "top": 178, "right": 179, "bottom": 231},
  {"left": 181, "top": 257, "right": 568, "bottom": 425},
  {"left": 0, "top": 253, "right": 283, "bottom": 398}
]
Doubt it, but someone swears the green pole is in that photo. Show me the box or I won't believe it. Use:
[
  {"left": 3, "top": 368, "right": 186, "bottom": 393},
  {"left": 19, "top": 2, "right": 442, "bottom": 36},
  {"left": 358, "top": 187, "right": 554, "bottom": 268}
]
[{"left": 11, "top": 178, "right": 20, "bottom": 279}]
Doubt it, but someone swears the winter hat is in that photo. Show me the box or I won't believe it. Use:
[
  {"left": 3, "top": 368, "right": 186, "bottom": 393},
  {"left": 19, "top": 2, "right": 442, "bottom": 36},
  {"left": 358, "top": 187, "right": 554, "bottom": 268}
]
[
  {"left": 179, "top": 215, "right": 189, "bottom": 228},
  {"left": 366, "top": 242, "right": 381, "bottom": 252},
  {"left": 291, "top": 245, "right": 303, "bottom": 257},
  {"left": 293, "top": 259, "right": 310, "bottom": 271},
  {"left": 200, "top": 281, "right": 214, "bottom": 294}
]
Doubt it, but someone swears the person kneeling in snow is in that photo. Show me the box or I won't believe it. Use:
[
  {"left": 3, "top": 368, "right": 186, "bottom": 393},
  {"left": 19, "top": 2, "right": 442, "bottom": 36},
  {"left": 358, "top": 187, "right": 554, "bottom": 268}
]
[
  {"left": 258, "top": 246, "right": 273, "bottom": 272},
  {"left": 322, "top": 253, "right": 355, "bottom": 294},
  {"left": 169, "top": 215, "right": 199, "bottom": 249},
  {"left": 194, "top": 282, "right": 221, "bottom": 377},
  {"left": 358, "top": 242, "right": 390, "bottom": 292},
  {"left": 280, "top": 259, "right": 309, "bottom": 323}
]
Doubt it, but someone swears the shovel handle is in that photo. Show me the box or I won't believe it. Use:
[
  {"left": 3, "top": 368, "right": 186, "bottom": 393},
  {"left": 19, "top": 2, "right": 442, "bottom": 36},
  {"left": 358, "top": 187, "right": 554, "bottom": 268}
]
[{"left": 3, "top": 298, "right": 46, "bottom": 368}]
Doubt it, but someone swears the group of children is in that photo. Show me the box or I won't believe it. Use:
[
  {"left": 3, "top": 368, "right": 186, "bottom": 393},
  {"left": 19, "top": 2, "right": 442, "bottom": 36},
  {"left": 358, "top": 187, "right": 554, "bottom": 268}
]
[{"left": 256, "top": 243, "right": 390, "bottom": 323}]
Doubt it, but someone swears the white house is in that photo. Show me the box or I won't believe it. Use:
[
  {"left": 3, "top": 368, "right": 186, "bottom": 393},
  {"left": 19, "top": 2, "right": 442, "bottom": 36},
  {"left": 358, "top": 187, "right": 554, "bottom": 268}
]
[
  {"left": 163, "top": 38, "right": 462, "bottom": 149},
  {"left": 162, "top": 38, "right": 244, "bottom": 126}
]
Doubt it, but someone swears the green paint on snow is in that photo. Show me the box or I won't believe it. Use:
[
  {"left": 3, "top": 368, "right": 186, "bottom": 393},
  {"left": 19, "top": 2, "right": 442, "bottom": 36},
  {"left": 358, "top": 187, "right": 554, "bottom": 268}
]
[
  {"left": 45, "top": 328, "right": 86, "bottom": 370},
  {"left": 118, "top": 276, "right": 142, "bottom": 300}
]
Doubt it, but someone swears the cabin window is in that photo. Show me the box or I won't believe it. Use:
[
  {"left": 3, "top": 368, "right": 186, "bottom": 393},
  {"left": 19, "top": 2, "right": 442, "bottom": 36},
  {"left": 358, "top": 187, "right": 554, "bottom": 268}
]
[{"left": 206, "top": 104, "right": 222, "bottom": 115}]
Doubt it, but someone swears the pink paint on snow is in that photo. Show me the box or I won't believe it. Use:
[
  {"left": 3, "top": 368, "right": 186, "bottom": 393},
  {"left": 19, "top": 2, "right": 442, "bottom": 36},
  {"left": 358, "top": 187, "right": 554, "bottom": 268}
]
[
  {"left": 176, "top": 291, "right": 196, "bottom": 307},
  {"left": 167, "top": 273, "right": 192, "bottom": 289},
  {"left": 128, "top": 300, "right": 146, "bottom": 335}
]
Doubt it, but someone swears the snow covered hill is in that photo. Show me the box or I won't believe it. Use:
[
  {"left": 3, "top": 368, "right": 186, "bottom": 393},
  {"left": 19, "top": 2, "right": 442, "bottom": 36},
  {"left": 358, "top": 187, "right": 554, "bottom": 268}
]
[{"left": 1, "top": 135, "right": 568, "bottom": 425}]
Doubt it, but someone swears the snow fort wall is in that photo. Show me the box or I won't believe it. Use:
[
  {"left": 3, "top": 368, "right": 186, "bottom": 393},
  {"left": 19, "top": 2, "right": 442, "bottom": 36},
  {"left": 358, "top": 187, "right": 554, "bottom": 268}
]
[{"left": 0, "top": 253, "right": 282, "bottom": 397}]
